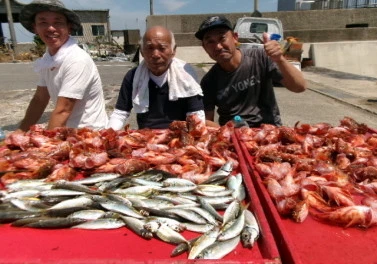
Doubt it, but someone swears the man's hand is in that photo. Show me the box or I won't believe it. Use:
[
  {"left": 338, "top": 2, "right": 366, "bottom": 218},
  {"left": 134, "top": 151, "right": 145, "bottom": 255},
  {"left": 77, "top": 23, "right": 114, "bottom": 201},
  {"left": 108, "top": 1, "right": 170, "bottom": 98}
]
[{"left": 263, "top": 32, "right": 284, "bottom": 63}]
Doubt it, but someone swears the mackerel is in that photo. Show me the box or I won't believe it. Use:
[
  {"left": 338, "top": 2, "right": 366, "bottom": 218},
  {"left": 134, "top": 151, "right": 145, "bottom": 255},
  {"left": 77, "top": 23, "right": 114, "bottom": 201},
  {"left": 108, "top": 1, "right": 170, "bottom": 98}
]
[
  {"left": 197, "top": 196, "right": 223, "bottom": 222},
  {"left": 24, "top": 217, "right": 86, "bottom": 229},
  {"left": 155, "top": 223, "right": 188, "bottom": 245},
  {"left": 241, "top": 209, "right": 260, "bottom": 248},
  {"left": 71, "top": 218, "right": 125, "bottom": 230},
  {"left": 67, "top": 209, "right": 106, "bottom": 220},
  {"left": 188, "top": 226, "right": 220, "bottom": 259},
  {"left": 164, "top": 208, "right": 208, "bottom": 224},
  {"left": 92, "top": 195, "right": 145, "bottom": 219},
  {"left": 53, "top": 180, "right": 100, "bottom": 194},
  {"left": 196, "top": 235, "right": 240, "bottom": 259},
  {"left": 222, "top": 199, "right": 241, "bottom": 227},
  {"left": 118, "top": 215, "right": 153, "bottom": 240},
  {"left": 47, "top": 196, "right": 94, "bottom": 211},
  {"left": 218, "top": 208, "right": 246, "bottom": 241},
  {"left": 73, "top": 173, "right": 122, "bottom": 185}
]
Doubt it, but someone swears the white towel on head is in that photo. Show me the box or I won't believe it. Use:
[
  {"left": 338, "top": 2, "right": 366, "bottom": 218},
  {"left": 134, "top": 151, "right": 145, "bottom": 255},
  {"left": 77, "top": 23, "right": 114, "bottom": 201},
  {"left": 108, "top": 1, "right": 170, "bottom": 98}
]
[{"left": 132, "top": 58, "right": 203, "bottom": 113}]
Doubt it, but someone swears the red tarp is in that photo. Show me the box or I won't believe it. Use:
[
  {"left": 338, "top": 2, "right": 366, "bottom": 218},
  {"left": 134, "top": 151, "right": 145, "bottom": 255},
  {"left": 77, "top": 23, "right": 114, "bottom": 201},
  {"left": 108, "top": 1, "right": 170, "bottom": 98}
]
[
  {"left": 0, "top": 135, "right": 281, "bottom": 264},
  {"left": 236, "top": 132, "right": 377, "bottom": 264}
]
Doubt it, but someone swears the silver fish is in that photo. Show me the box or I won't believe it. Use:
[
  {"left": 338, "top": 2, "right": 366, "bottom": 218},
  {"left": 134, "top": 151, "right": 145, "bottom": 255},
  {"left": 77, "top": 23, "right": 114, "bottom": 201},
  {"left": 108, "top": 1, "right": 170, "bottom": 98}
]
[
  {"left": 129, "top": 198, "right": 174, "bottom": 209},
  {"left": 162, "top": 178, "right": 197, "bottom": 187},
  {"left": 145, "top": 216, "right": 186, "bottom": 232},
  {"left": 112, "top": 185, "right": 161, "bottom": 196},
  {"left": 187, "top": 206, "right": 218, "bottom": 225},
  {"left": 188, "top": 226, "right": 220, "bottom": 259},
  {"left": 67, "top": 209, "right": 106, "bottom": 220},
  {"left": 5, "top": 179, "right": 49, "bottom": 192},
  {"left": 155, "top": 222, "right": 187, "bottom": 245},
  {"left": 47, "top": 196, "right": 94, "bottom": 211},
  {"left": 200, "top": 196, "right": 235, "bottom": 206},
  {"left": 71, "top": 218, "right": 125, "bottom": 230},
  {"left": 227, "top": 173, "right": 246, "bottom": 201},
  {"left": 118, "top": 215, "right": 153, "bottom": 240},
  {"left": 197, "top": 184, "right": 227, "bottom": 192},
  {"left": 194, "top": 188, "right": 233, "bottom": 197},
  {"left": 97, "top": 177, "right": 130, "bottom": 192},
  {"left": 131, "top": 178, "right": 164, "bottom": 188},
  {"left": 105, "top": 193, "right": 133, "bottom": 207},
  {"left": 40, "top": 189, "right": 85, "bottom": 197},
  {"left": 24, "top": 217, "right": 86, "bottom": 229},
  {"left": 92, "top": 195, "right": 145, "bottom": 219},
  {"left": 218, "top": 208, "right": 246, "bottom": 241},
  {"left": 197, "top": 196, "right": 223, "bottom": 222},
  {"left": 241, "top": 209, "right": 260, "bottom": 248},
  {"left": 159, "top": 185, "right": 197, "bottom": 193},
  {"left": 196, "top": 235, "right": 240, "bottom": 259},
  {"left": 53, "top": 180, "right": 100, "bottom": 194},
  {"left": 201, "top": 161, "right": 233, "bottom": 184},
  {"left": 171, "top": 237, "right": 200, "bottom": 257},
  {"left": 152, "top": 193, "right": 198, "bottom": 205},
  {"left": 222, "top": 199, "right": 241, "bottom": 227},
  {"left": 9, "top": 198, "right": 43, "bottom": 212},
  {"left": 164, "top": 208, "right": 207, "bottom": 224},
  {"left": 183, "top": 223, "right": 216, "bottom": 233},
  {"left": 74, "top": 173, "right": 122, "bottom": 185},
  {"left": 0, "top": 210, "right": 42, "bottom": 223},
  {"left": 1, "top": 189, "right": 40, "bottom": 201}
]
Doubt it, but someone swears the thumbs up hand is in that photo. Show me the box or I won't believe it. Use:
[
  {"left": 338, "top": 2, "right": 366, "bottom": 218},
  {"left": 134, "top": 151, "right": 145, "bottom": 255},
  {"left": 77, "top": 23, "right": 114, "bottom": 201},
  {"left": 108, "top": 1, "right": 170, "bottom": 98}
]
[{"left": 263, "top": 32, "right": 284, "bottom": 63}]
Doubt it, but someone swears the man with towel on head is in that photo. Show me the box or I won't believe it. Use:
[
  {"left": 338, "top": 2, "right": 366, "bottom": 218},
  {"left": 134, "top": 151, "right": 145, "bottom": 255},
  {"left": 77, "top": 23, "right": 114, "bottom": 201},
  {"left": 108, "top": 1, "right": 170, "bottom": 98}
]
[
  {"left": 108, "top": 26, "right": 205, "bottom": 130},
  {"left": 17, "top": 0, "right": 108, "bottom": 131}
]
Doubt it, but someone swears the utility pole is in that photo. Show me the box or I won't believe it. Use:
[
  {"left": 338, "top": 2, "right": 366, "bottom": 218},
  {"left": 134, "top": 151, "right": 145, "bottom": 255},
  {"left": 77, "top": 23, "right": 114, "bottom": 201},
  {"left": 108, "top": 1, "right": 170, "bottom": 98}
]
[
  {"left": 252, "top": 0, "right": 262, "bottom": 17},
  {"left": 150, "top": 0, "right": 154, "bottom": 15},
  {"left": 254, "top": 0, "right": 258, "bottom": 11},
  {"left": 4, "top": 0, "right": 18, "bottom": 55}
]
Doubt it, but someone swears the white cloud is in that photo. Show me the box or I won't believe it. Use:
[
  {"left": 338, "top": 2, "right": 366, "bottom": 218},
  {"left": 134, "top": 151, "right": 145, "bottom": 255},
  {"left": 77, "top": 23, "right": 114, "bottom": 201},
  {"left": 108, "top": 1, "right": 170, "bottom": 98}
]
[{"left": 159, "top": 0, "right": 189, "bottom": 12}]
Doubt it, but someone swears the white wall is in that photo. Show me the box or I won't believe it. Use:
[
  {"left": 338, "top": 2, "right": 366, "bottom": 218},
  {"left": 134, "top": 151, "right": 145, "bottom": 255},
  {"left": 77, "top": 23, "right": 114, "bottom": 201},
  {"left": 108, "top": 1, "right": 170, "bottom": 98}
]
[{"left": 310, "top": 41, "right": 377, "bottom": 78}]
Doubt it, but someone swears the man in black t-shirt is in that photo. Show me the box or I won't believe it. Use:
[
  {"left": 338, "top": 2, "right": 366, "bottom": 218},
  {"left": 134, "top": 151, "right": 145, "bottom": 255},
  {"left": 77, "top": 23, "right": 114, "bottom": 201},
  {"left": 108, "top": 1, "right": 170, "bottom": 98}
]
[
  {"left": 108, "top": 26, "right": 204, "bottom": 129},
  {"left": 195, "top": 15, "right": 307, "bottom": 128}
]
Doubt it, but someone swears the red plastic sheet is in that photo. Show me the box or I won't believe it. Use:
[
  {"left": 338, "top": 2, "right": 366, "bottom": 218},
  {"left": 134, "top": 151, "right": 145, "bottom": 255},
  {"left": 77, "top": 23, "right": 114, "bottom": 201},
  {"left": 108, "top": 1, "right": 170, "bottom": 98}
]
[
  {"left": 0, "top": 135, "right": 281, "bottom": 264},
  {"left": 236, "top": 131, "right": 377, "bottom": 264}
]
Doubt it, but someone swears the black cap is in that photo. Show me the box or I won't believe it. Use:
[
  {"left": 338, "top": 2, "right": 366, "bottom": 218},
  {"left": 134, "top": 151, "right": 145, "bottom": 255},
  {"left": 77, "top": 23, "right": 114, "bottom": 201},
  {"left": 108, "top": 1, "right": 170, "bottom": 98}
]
[{"left": 195, "top": 15, "right": 233, "bottom": 40}]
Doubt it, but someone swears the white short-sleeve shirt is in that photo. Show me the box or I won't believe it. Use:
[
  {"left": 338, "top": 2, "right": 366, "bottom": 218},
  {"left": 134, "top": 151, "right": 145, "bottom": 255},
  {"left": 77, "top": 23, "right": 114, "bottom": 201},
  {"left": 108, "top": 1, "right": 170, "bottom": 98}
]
[{"left": 38, "top": 45, "right": 108, "bottom": 129}]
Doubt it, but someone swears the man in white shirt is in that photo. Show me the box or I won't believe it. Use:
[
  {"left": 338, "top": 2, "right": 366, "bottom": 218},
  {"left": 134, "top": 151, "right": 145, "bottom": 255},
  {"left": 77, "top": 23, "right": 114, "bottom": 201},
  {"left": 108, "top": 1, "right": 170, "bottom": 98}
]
[{"left": 18, "top": 0, "right": 108, "bottom": 131}]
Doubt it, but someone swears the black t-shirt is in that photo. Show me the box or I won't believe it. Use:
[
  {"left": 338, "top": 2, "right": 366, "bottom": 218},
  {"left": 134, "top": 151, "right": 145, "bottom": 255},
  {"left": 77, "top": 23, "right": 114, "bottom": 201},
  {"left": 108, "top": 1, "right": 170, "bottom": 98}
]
[
  {"left": 201, "top": 48, "right": 283, "bottom": 127},
  {"left": 115, "top": 67, "right": 204, "bottom": 129}
]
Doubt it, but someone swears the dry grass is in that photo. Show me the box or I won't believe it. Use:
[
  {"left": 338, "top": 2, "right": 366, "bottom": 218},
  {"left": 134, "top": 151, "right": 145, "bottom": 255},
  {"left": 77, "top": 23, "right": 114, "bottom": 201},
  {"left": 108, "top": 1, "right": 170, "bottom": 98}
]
[{"left": 0, "top": 52, "right": 34, "bottom": 62}]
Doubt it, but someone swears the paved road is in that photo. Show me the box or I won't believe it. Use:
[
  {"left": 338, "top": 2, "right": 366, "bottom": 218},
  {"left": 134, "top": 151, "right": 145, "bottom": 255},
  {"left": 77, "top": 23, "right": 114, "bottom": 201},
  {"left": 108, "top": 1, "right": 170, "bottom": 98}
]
[{"left": 1, "top": 61, "right": 377, "bottom": 133}]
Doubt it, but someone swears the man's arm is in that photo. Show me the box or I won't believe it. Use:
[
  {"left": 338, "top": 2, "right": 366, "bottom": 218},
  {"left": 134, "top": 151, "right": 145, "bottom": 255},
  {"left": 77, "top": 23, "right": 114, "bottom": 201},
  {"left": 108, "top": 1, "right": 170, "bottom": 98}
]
[
  {"left": 263, "top": 33, "right": 306, "bottom": 93},
  {"left": 47, "top": 96, "right": 77, "bottom": 129},
  {"left": 205, "top": 110, "right": 220, "bottom": 127},
  {"left": 19, "top": 86, "right": 50, "bottom": 131}
]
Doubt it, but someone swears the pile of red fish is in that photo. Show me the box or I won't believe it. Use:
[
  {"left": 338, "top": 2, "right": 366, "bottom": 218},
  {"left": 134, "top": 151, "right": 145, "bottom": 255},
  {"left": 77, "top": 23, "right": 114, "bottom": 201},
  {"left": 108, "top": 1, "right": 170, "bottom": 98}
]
[
  {"left": 0, "top": 115, "right": 239, "bottom": 186},
  {"left": 238, "top": 116, "right": 377, "bottom": 228}
]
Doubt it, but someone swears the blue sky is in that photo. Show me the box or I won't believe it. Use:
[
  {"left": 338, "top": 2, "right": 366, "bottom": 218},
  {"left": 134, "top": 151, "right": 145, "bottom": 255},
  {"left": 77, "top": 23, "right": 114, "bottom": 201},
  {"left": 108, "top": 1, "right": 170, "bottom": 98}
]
[{"left": 4, "top": 0, "right": 278, "bottom": 42}]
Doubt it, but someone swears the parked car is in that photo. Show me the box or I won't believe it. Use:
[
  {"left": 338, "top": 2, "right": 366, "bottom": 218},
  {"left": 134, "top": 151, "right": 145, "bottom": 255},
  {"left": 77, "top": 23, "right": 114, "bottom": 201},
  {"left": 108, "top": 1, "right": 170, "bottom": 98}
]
[{"left": 234, "top": 16, "right": 302, "bottom": 71}]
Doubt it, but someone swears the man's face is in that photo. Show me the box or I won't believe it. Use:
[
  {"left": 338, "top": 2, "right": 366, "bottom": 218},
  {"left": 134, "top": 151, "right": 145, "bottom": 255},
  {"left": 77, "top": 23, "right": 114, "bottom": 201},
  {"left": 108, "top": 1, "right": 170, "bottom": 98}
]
[
  {"left": 141, "top": 28, "right": 175, "bottom": 76},
  {"left": 33, "top": 11, "right": 71, "bottom": 55},
  {"left": 202, "top": 28, "right": 238, "bottom": 63}
]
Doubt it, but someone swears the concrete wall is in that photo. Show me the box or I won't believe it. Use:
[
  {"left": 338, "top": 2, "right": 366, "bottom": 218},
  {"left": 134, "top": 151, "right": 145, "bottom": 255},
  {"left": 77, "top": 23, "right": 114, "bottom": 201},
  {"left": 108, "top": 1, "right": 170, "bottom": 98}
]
[
  {"left": 310, "top": 41, "right": 377, "bottom": 77},
  {"left": 147, "top": 9, "right": 377, "bottom": 44}
]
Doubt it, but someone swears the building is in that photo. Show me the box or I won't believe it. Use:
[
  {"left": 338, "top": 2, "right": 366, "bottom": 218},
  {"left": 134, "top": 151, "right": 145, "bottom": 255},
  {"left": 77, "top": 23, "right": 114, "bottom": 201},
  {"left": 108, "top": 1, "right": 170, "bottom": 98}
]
[
  {"left": 111, "top": 29, "right": 140, "bottom": 54},
  {"left": 278, "top": 0, "right": 377, "bottom": 10},
  {"left": 0, "top": 0, "right": 110, "bottom": 45},
  {"left": 71, "top": 10, "right": 111, "bottom": 44}
]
